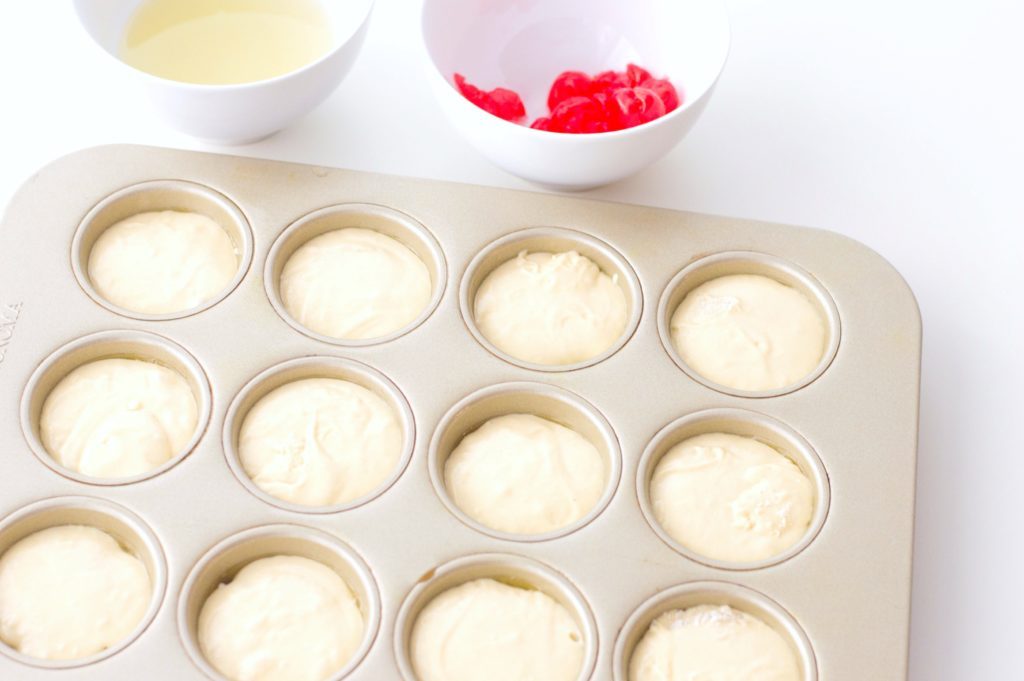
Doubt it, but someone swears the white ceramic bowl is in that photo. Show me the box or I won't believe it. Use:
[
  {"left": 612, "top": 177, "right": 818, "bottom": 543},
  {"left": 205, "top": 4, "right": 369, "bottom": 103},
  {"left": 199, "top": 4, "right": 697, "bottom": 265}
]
[
  {"left": 421, "top": 0, "right": 730, "bottom": 190},
  {"left": 74, "top": 0, "right": 374, "bottom": 144}
]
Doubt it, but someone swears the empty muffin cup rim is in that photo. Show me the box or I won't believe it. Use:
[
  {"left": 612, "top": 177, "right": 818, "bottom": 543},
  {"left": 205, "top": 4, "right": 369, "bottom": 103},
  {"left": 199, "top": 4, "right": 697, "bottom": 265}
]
[
  {"left": 19, "top": 329, "right": 213, "bottom": 486},
  {"left": 0, "top": 495, "right": 168, "bottom": 669},
  {"left": 264, "top": 203, "right": 448, "bottom": 347},
  {"left": 656, "top": 250, "right": 841, "bottom": 398},
  {"left": 71, "top": 179, "right": 255, "bottom": 322},
  {"left": 459, "top": 226, "right": 643, "bottom": 373}
]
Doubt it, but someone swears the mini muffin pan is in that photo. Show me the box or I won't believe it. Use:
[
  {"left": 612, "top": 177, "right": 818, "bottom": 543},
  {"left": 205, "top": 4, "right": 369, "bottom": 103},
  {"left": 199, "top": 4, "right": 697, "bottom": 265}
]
[{"left": 0, "top": 145, "right": 921, "bottom": 680}]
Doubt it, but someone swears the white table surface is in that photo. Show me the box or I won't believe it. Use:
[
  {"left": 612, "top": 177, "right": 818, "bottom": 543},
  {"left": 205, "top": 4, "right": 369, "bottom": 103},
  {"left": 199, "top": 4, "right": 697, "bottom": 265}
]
[{"left": 1, "top": 1, "right": 1021, "bottom": 679}]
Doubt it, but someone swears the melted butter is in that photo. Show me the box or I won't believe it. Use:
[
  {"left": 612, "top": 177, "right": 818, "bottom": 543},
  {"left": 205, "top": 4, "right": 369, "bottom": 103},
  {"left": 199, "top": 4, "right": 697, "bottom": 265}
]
[{"left": 120, "top": 0, "right": 333, "bottom": 85}]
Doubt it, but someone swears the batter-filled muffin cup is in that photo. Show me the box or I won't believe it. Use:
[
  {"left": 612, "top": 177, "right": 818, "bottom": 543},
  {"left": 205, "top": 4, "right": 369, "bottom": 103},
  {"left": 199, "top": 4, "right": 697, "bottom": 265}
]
[
  {"left": 73, "top": 180, "right": 252, "bottom": 320},
  {"left": 658, "top": 251, "right": 840, "bottom": 397},
  {"left": 21, "top": 330, "right": 212, "bottom": 484},
  {"left": 0, "top": 497, "right": 166, "bottom": 668},
  {"left": 394, "top": 554, "right": 597, "bottom": 681},
  {"left": 429, "top": 382, "right": 621, "bottom": 541},
  {"left": 265, "top": 204, "right": 446, "bottom": 346},
  {"left": 613, "top": 581, "right": 817, "bottom": 681},
  {"left": 178, "top": 525, "right": 380, "bottom": 681},
  {"left": 637, "top": 408, "right": 830, "bottom": 569},
  {"left": 461, "top": 227, "right": 642, "bottom": 371},
  {"left": 223, "top": 356, "right": 415, "bottom": 513}
]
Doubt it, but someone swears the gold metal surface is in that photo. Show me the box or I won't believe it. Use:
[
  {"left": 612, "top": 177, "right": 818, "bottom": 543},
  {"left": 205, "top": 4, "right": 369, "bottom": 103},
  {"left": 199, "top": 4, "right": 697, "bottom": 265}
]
[{"left": 0, "top": 145, "right": 921, "bottom": 680}]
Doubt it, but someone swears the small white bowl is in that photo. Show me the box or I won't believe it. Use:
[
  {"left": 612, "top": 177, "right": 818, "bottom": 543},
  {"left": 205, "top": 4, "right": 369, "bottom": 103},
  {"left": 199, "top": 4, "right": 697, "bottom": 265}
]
[
  {"left": 74, "top": 0, "right": 375, "bottom": 144},
  {"left": 421, "top": 0, "right": 730, "bottom": 189}
]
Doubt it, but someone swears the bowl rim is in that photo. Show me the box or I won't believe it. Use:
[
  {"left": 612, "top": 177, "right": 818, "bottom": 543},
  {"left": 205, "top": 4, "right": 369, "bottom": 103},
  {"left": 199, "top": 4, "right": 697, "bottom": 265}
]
[
  {"left": 73, "top": 0, "right": 375, "bottom": 92},
  {"left": 418, "top": 0, "right": 732, "bottom": 139}
]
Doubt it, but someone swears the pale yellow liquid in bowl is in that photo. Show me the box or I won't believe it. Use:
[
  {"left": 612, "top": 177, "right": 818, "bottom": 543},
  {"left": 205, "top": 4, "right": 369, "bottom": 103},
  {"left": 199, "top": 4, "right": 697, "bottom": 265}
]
[{"left": 120, "top": 0, "right": 334, "bottom": 85}]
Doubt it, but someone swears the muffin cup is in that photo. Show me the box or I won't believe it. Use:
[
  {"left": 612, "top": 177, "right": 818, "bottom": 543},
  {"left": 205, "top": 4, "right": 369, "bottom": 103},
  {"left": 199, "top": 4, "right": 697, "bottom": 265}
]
[
  {"left": 428, "top": 382, "right": 622, "bottom": 542},
  {"left": 612, "top": 580, "right": 817, "bottom": 681},
  {"left": 264, "top": 203, "right": 446, "bottom": 346},
  {"left": 222, "top": 356, "right": 416, "bottom": 513},
  {"left": 657, "top": 251, "right": 841, "bottom": 397},
  {"left": 72, "top": 180, "right": 254, "bottom": 321},
  {"left": 460, "top": 227, "right": 642, "bottom": 371},
  {"left": 636, "top": 408, "right": 831, "bottom": 570},
  {"left": 0, "top": 496, "right": 167, "bottom": 669},
  {"left": 393, "top": 553, "right": 598, "bottom": 681},
  {"left": 20, "top": 329, "right": 212, "bottom": 485},
  {"left": 177, "top": 524, "right": 380, "bottom": 681}
]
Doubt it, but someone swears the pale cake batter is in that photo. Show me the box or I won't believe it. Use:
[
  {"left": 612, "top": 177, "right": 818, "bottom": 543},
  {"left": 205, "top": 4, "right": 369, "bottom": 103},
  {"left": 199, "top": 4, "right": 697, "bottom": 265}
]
[
  {"left": 445, "top": 414, "right": 605, "bottom": 535},
  {"left": 238, "top": 377, "right": 403, "bottom": 507},
  {"left": 88, "top": 210, "right": 238, "bottom": 315},
  {"left": 650, "top": 433, "right": 815, "bottom": 563},
  {"left": 0, "top": 525, "right": 151, "bottom": 661},
  {"left": 40, "top": 358, "right": 199, "bottom": 478},
  {"left": 411, "top": 578, "right": 584, "bottom": 681},
  {"left": 629, "top": 604, "right": 801, "bottom": 681},
  {"left": 198, "top": 555, "right": 364, "bottom": 681},
  {"left": 670, "top": 274, "right": 826, "bottom": 391},
  {"left": 474, "top": 250, "right": 628, "bottom": 365},
  {"left": 279, "top": 228, "right": 432, "bottom": 340}
]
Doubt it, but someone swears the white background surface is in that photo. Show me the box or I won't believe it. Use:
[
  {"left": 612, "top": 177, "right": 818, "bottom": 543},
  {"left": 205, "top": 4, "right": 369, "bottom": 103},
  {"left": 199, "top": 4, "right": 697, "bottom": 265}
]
[{"left": 0, "top": 1, "right": 1021, "bottom": 678}]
